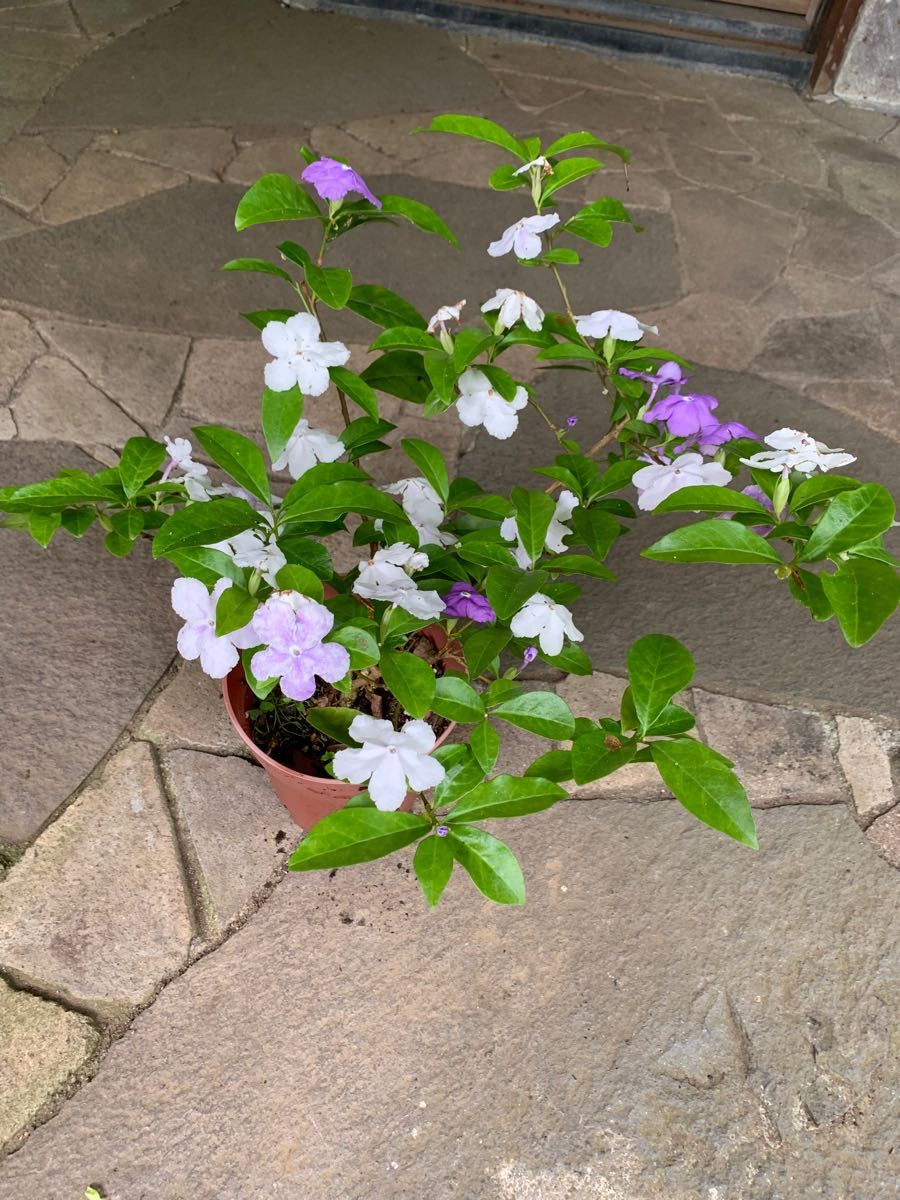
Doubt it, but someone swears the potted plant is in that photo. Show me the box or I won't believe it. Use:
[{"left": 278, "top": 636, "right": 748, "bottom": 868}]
[{"left": 3, "top": 114, "right": 897, "bottom": 907}]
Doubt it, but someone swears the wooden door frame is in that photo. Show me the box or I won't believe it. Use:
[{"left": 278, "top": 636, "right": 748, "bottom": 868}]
[{"left": 807, "top": 0, "right": 866, "bottom": 91}]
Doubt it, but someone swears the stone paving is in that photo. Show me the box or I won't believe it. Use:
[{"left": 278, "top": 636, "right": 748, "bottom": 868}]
[{"left": 0, "top": 0, "right": 898, "bottom": 1195}]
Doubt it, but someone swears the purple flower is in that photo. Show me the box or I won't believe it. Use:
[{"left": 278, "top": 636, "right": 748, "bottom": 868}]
[
  {"left": 522, "top": 646, "right": 539, "bottom": 668},
  {"left": 566, "top": 416, "right": 578, "bottom": 428},
  {"left": 742, "top": 484, "right": 775, "bottom": 536},
  {"left": 250, "top": 592, "right": 351, "bottom": 702},
  {"left": 442, "top": 581, "right": 496, "bottom": 624},
  {"left": 645, "top": 391, "right": 719, "bottom": 437},
  {"left": 694, "top": 421, "right": 757, "bottom": 455},
  {"left": 620, "top": 360, "right": 690, "bottom": 404},
  {"left": 301, "top": 157, "right": 381, "bottom": 209},
  {"left": 436, "top": 825, "right": 450, "bottom": 837}
]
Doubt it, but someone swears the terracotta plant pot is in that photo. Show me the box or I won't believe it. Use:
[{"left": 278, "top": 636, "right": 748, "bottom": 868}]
[{"left": 222, "top": 625, "right": 461, "bottom": 828}]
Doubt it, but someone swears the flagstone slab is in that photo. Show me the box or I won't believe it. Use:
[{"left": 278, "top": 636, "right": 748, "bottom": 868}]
[
  {"left": 752, "top": 312, "right": 889, "bottom": 381},
  {"left": 40, "top": 150, "right": 185, "bottom": 226},
  {"left": 0, "top": 136, "right": 67, "bottom": 213},
  {"left": 0, "top": 307, "right": 43, "bottom": 397},
  {"left": 0, "top": 741, "right": 193, "bottom": 1008},
  {"left": 866, "top": 805, "right": 900, "bottom": 869},
  {"left": 0, "top": 441, "right": 180, "bottom": 843},
  {"left": 0, "top": 980, "right": 98, "bottom": 1151},
  {"left": 0, "top": 50, "right": 69, "bottom": 104},
  {"left": 0, "top": 2, "right": 80, "bottom": 34},
  {"left": 95, "top": 126, "right": 236, "bottom": 182},
  {"left": 0, "top": 203, "right": 34, "bottom": 240},
  {"left": 12, "top": 354, "right": 144, "bottom": 444},
  {"left": 792, "top": 195, "right": 898, "bottom": 279},
  {"left": 836, "top": 716, "right": 898, "bottom": 825},
  {"left": 71, "top": 0, "right": 180, "bottom": 37},
  {"left": 0, "top": 803, "right": 896, "bottom": 1198},
  {"left": 137, "top": 662, "right": 247, "bottom": 757}
]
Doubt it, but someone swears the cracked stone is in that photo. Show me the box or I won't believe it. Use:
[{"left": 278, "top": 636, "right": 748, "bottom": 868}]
[
  {"left": 0, "top": 309, "right": 44, "bottom": 399},
  {"left": 40, "top": 151, "right": 186, "bottom": 226},
  {"left": 71, "top": 0, "right": 181, "bottom": 37},
  {"left": 836, "top": 716, "right": 897, "bottom": 825},
  {"left": 752, "top": 313, "right": 888, "bottom": 381},
  {"left": 95, "top": 126, "right": 236, "bottom": 182},
  {"left": 692, "top": 690, "right": 844, "bottom": 807},
  {"left": 808, "top": 99, "right": 898, "bottom": 141},
  {"left": 657, "top": 991, "right": 745, "bottom": 1090},
  {"left": 225, "top": 138, "right": 314, "bottom": 186},
  {"left": 0, "top": 136, "right": 68, "bottom": 214},
  {"left": 742, "top": 177, "right": 814, "bottom": 215},
  {"left": 699, "top": 72, "right": 818, "bottom": 125},
  {"left": 304, "top": 126, "right": 398, "bottom": 179},
  {"left": 672, "top": 190, "right": 798, "bottom": 299},
  {"left": 657, "top": 98, "right": 751, "bottom": 154},
  {"left": 636, "top": 292, "right": 768, "bottom": 370},
  {"left": 38, "top": 128, "right": 94, "bottom": 163},
  {"left": 804, "top": 380, "right": 900, "bottom": 444},
  {"left": 462, "top": 35, "right": 651, "bottom": 94},
  {"left": 0, "top": 407, "right": 15, "bottom": 439},
  {"left": 36, "top": 317, "right": 189, "bottom": 428},
  {"left": 0, "top": 99, "right": 36, "bottom": 146},
  {"left": 668, "top": 138, "right": 775, "bottom": 194},
  {"left": 179, "top": 336, "right": 268, "bottom": 428},
  {"left": 866, "top": 805, "right": 900, "bottom": 868},
  {"left": 757, "top": 262, "right": 877, "bottom": 320},
  {"left": 12, "top": 355, "right": 144, "bottom": 445},
  {"left": 869, "top": 256, "right": 900, "bottom": 300},
  {"left": 162, "top": 749, "right": 301, "bottom": 931},
  {"left": 0, "top": 979, "right": 99, "bottom": 1150},
  {"left": 0, "top": 202, "right": 34, "bottom": 240},
  {"left": 0, "top": 50, "right": 68, "bottom": 103},
  {"left": 831, "top": 159, "right": 900, "bottom": 233},
  {"left": 0, "top": 26, "right": 89, "bottom": 65},
  {"left": 137, "top": 662, "right": 247, "bottom": 756},
  {"left": 0, "top": 742, "right": 193, "bottom": 1008},
  {"left": 792, "top": 195, "right": 898, "bottom": 279},
  {"left": 0, "top": 3, "right": 80, "bottom": 34},
  {"left": 732, "top": 121, "right": 825, "bottom": 187},
  {"left": 493, "top": 70, "right": 586, "bottom": 114}
]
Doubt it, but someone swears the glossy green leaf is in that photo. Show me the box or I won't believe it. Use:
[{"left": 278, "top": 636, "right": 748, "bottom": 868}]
[
  {"left": 458, "top": 626, "right": 510, "bottom": 678},
  {"left": 510, "top": 486, "right": 557, "bottom": 567},
  {"left": 469, "top": 720, "right": 500, "bottom": 773},
  {"left": 60, "top": 507, "right": 96, "bottom": 538},
  {"left": 545, "top": 554, "right": 615, "bottom": 581},
  {"left": 627, "top": 633, "right": 695, "bottom": 734},
  {"left": 193, "top": 425, "right": 271, "bottom": 504},
  {"left": 241, "top": 308, "right": 295, "bottom": 331},
  {"left": 275, "top": 563, "right": 325, "bottom": 601},
  {"left": 329, "top": 625, "right": 380, "bottom": 669},
  {"left": 564, "top": 215, "right": 613, "bottom": 248},
  {"left": 166, "top": 545, "right": 243, "bottom": 587},
  {"left": 447, "top": 825, "right": 526, "bottom": 905},
  {"left": 571, "top": 730, "right": 635, "bottom": 785},
  {"left": 234, "top": 172, "right": 321, "bottom": 230},
  {"left": 378, "top": 651, "right": 436, "bottom": 719},
  {"left": 821, "top": 558, "right": 900, "bottom": 647},
  {"left": 362, "top": 351, "right": 430, "bottom": 404},
  {"left": 418, "top": 114, "right": 526, "bottom": 160},
  {"left": 118, "top": 437, "right": 166, "bottom": 499},
  {"left": 215, "top": 584, "right": 258, "bottom": 637},
  {"left": 800, "top": 484, "right": 895, "bottom": 562},
  {"left": 492, "top": 690, "right": 575, "bottom": 740},
  {"left": 485, "top": 565, "right": 550, "bottom": 621},
  {"left": 652, "top": 485, "right": 772, "bottom": 516},
  {"left": 650, "top": 739, "right": 758, "bottom": 849},
  {"left": 27, "top": 510, "right": 61, "bottom": 547},
  {"left": 303, "top": 706, "right": 360, "bottom": 745},
  {"left": 643, "top": 520, "right": 783, "bottom": 565},
  {"left": 280, "top": 482, "right": 401, "bottom": 524},
  {"left": 524, "top": 748, "right": 574, "bottom": 782},
  {"left": 7, "top": 473, "right": 119, "bottom": 511},
  {"left": 347, "top": 284, "right": 426, "bottom": 330},
  {"left": 413, "top": 835, "right": 454, "bottom": 907},
  {"left": 489, "top": 163, "right": 526, "bottom": 191},
  {"left": 446, "top": 774, "right": 565, "bottom": 823},
  {"left": 432, "top": 675, "right": 484, "bottom": 723},
  {"left": 288, "top": 809, "right": 429, "bottom": 871},
  {"left": 400, "top": 437, "right": 449, "bottom": 502},
  {"left": 153, "top": 497, "right": 259, "bottom": 557},
  {"left": 261, "top": 385, "right": 303, "bottom": 463},
  {"left": 790, "top": 474, "right": 860, "bottom": 513},
  {"left": 544, "top": 132, "right": 630, "bottom": 162},
  {"left": 788, "top": 568, "right": 833, "bottom": 621},
  {"left": 371, "top": 326, "right": 439, "bottom": 354},
  {"left": 378, "top": 194, "right": 457, "bottom": 245},
  {"left": 221, "top": 257, "right": 293, "bottom": 282},
  {"left": 305, "top": 262, "right": 352, "bottom": 309},
  {"left": 541, "top": 156, "right": 603, "bottom": 200},
  {"left": 434, "top": 748, "right": 486, "bottom": 808}
]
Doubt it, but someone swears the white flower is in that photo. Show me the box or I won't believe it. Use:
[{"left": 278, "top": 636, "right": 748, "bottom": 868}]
[
  {"left": 261, "top": 313, "right": 350, "bottom": 396},
  {"left": 740, "top": 428, "right": 856, "bottom": 476},
  {"left": 513, "top": 156, "right": 551, "bottom": 176},
  {"left": 510, "top": 592, "right": 584, "bottom": 658},
  {"left": 352, "top": 543, "right": 445, "bottom": 620},
  {"left": 271, "top": 417, "right": 344, "bottom": 479},
  {"left": 455, "top": 367, "right": 528, "bottom": 440},
  {"left": 170, "top": 577, "right": 258, "bottom": 679},
  {"left": 501, "top": 489, "right": 579, "bottom": 568},
  {"left": 383, "top": 477, "right": 456, "bottom": 547},
  {"left": 632, "top": 453, "right": 732, "bottom": 512},
  {"left": 332, "top": 714, "right": 446, "bottom": 811},
  {"left": 481, "top": 288, "right": 545, "bottom": 333},
  {"left": 487, "top": 212, "right": 560, "bottom": 260},
  {"left": 161, "top": 436, "right": 212, "bottom": 497},
  {"left": 426, "top": 299, "right": 466, "bottom": 334},
  {"left": 575, "top": 310, "right": 658, "bottom": 342},
  {"left": 206, "top": 511, "right": 286, "bottom": 585}
]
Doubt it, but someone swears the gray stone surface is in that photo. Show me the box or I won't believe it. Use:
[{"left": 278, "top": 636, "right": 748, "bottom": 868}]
[
  {"left": 752, "top": 312, "right": 888, "bottom": 381},
  {"left": 0, "top": 136, "right": 67, "bottom": 213},
  {"left": 0, "top": 802, "right": 897, "bottom": 1198},
  {"left": 40, "top": 149, "right": 185, "bottom": 225},
  {"left": 0, "top": 307, "right": 43, "bottom": 396},
  {"left": 162, "top": 749, "right": 300, "bottom": 930},
  {"left": 833, "top": 0, "right": 900, "bottom": 113},
  {"left": 12, "top": 354, "right": 145, "bottom": 443},
  {"left": 0, "top": 741, "right": 193, "bottom": 1008},
  {"left": 836, "top": 716, "right": 897, "bottom": 825},
  {"left": 136, "top": 662, "right": 247, "bottom": 756},
  {"left": 866, "top": 804, "right": 900, "bottom": 869},
  {"left": 0, "top": 442, "right": 179, "bottom": 843},
  {"left": 792, "top": 195, "right": 897, "bottom": 278},
  {"left": 95, "top": 126, "right": 236, "bottom": 181},
  {"left": 0, "top": 979, "right": 98, "bottom": 1150}
]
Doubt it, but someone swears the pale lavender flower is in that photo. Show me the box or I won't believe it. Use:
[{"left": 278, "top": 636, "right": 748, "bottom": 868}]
[
  {"left": 436, "top": 824, "right": 450, "bottom": 836},
  {"left": 171, "top": 577, "right": 258, "bottom": 679},
  {"left": 301, "top": 157, "right": 381, "bottom": 208},
  {"left": 487, "top": 213, "right": 560, "bottom": 260},
  {"left": 522, "top": 646, "right": 539, "bottom": 668},
  {"left": 566, "top": 416, "right": 578, "bottom": 428},
  {"left": 694, "top": 421, "right": 757, "bottom": 455},
  {"left": 250, "top": 592, "right": 350, "bottom": 702},
  {"left": 632, "top": 453, "right": 732, "bottom": 511}
]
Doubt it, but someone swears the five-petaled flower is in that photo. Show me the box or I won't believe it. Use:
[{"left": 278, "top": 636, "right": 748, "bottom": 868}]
[
  {"left": 301, "top": 157, "right": 381, "bottom": 208},
  {"left": 510, "top": 592, "right": 584, "bottom": 657},
  {"left": 575, "top": 310, "right": 657, "bottom": 342},
  {"left": 481, "top": 288, "right": 545, "bottom": 333},
  {"left": 501, "top": 489, "right": 579, "bottom": 568},
  {"left": 740, "top": 428, "right": 856, "bottom": 476},
  {"left": 693, "top": 421, "right": 757, "bottom": 456},
  {"left": 427, "top": 300, "right": 466, "bottom": 335},
  {"left": 209, "top": 517, "right": 286, "bottom": 586},
  {"left": 271, "top": 416, "right": 345, "bottom": 480},
  {"left": 632, "top": 452, "right": 732, "bottom": 511},
  {"left": 383, "top": 477, "right": 456, "bottom": 548},
  {"left": 645, "top": 391, "right": 720, "bottom": 437},
  {"left": 619, "top": 360, "right": 690, "bottom": 406},
  {"left": 352, "top": 543, "right": 445, "bottom": 620},
  {"left": 442, "top": 581, "right": 496, "bottom": 623},
  {"left": 250, "top": 592, "right": 350, "bottom": 703},
  {"left": 455, "top": 367, "right": 528, "bottom": 440},
  {"left": 487, "top": 213, "right": 560, "bottom": 260},
  {"left": 261, "top": 313, "right": 350, "bottom": 396},
  {"left": 161, "top": 436, "right": 212, "bottom": 500},
  {"left": 332, "top": 714, "right": 446, "bottom": 811},
  {"left": 171, "top": 577, "right": 257, "bottom": 679}
]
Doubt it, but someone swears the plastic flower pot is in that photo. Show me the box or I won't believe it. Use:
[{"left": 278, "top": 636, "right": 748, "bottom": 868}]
[{"left": 221, "top": 625, "right": 462, "bottom": 829}]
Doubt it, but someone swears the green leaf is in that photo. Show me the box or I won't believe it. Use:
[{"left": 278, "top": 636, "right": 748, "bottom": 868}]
[
  {"left": 153, "top": 497, "right": 259, "bottom": 557},
  {"left": 347, "top": 284, "right": 426, "bottom": 330},
  {"left": 788, "top": 568, "right": 834, "bottom": 621},
  {"left": 447, "top": 825, "right": 526, "bottom": 905},
  {"left": 7, "top": 473, "right": 119, "bottom": 511},
  {"left": 400, "top": 437, "right": 449, "bottom": 503},
  {"left": 362, "top": 351, "right": 430, "bottom": 404},
  {"left": 544, "top": 132, "right": 631, "bottom": 162},
  {"left": 110, "top": 509, "right": 144, "bottom": 542},
  {"left": 371, "top": 326, "right": 439, "bottom": 354},
  {"left": 458, "top": 626, "right": 510, "bottom": 678},
  {"left": 329, "top": 624, "right": 379, "bottom": 669},
  {"left": 281, "top": 482, "right": 401, "bottom": 524},
  {"left": 419, "top": 114, "right": 527, "bottom": 160},
  {"left": 511, "top": 486, "right": 557, "bottom": 567},
  {"left": 60, "top": 507, "right": 96, "bottom": 538},
  {"left": 303, "top": 706, "right": 360, "bottom": 745},
  {"left": 524, "top": 748, "right": 574, "bottom": 782},
  {"left": 643, "top": 520, "right": 783, "bottom": 565},
  {"left": 280, "top": 463, "right": 368, "bottom": 507},
  {"left": 166, "top": 545, "right": 243, "bottom": 587},
  {"left": 275, "top": 563, "right": 325, "bottom": 601},
  {"left": 469, "top": 720, "right": 500, "bottom": 773},
  {"left": 539, "top": 642, "right": 594, "bottom": 675},
  {"left": 304, "top": 262, "right": 352, "bottom": 309},
  {"left": 536, "top": 342, "right": 599, "bottom": 362},
  {"left": 379, "top": 652, "right": 436, "bottom": 719},
  {"left": 541, "top": 156, "right": 604, "bottom": 200},
  {"left": 489, "top": 163, "right": 526, "bottom": 191},
  {"left": 800, "top": 484, "right": 895, "bottom": 562},
  {"left": 545, "top": 554, "right": 615, "bottom": 581},
  {"left": 328, "top": 366, "right": 379, "bottom": 419},
  {"left": 577, "top": 197, "right": 634, "bottom": 222},
  {"left": 456, "top": 534, "right": 518, "bottom": 570},
  {"left": 627, "top": 634, "right": 695, "bottom": 735},
  {"left": 413, "top": 835, "right": 454, "bottom": 906},
  {"left": 821, "top": 558, "right": 900, "bottom": 647},
  {"left": 446, "top": 774, "right": 565, "bottom": 823},
  {"left": 261, "top": 385, "right": 303, "bottom": 463},
  {"left": 644, "top": 703, "right": 696, "bottom": 736},
  {"left": 492, "top": 691, "right": 575, "bottom": 740},
  {"left": 221, "top": 256, "right": 293, "bottom": 282},
  {"left": 432, "top": 675, "right": 484, "bottom": 723},
  {"left": 288, "top": 809, "right": 429, "bottom": 871},
  {"left": 485, "top": 565, "right": 549, "bottom": 621},
  {"left": 276, "top": 240, "right": 312, "bottom": 270},
  {"left": 434, "top": 748, "right": 485, "bottom": 808},
  {"left": 193, "top": 425, "right": 271, "bottom": 504},
  {"left": 118, "top": 437, "right": 166, "bottom": 499},
  {"left": 378, "top": 195, "right": 457, "bottom": 246},
  {"left": 790, "top": 474, "right": 860, "bottom": 513},
  {"left": 215, "top": 584, "right": 258, "bottom": 637},
  {"left": 241, "top": 308, "right": 295, "bottom": 331},
  {"left": 652, "top": 485, "right": 772, "bottom": 516},
  {"left": 569, "top": 507, "right": 621, "bottom": 558},
  {"left": 27, "top": 509, "right": 61, "bottom": 547},
  {"left": 571, "top": 731, "right": 636, "bottom": 785},
  {"left": 539, "top": 247, "right": 580, "bottom": 265},
  {"left": 564, "top": 215, "right": 613, "bottom": 248},
  {"left": 234, "top": 172, "right": 321, "bottom": 230},
  {"left": 650, "top": 739, "right": 758, "bottom": 849}
]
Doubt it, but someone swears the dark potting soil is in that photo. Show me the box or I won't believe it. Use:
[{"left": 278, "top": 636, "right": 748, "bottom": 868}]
[{"left": 245, "top": 629, "right": 452, "bottom": 776}]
